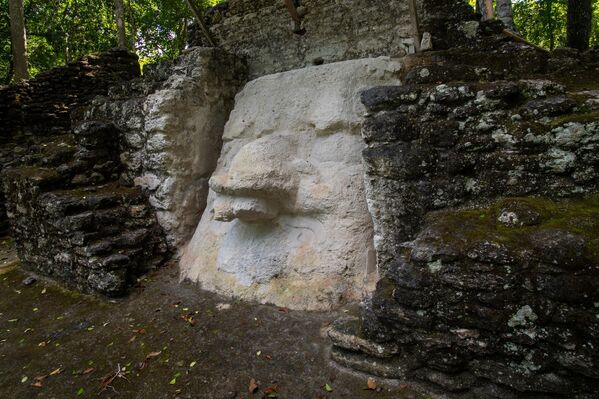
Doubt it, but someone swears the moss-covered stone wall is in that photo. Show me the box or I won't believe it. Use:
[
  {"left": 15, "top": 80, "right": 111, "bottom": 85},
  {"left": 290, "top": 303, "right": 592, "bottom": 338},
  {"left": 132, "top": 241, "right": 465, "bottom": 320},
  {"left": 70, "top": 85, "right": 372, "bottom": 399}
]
[{"left": 330, "top": 21, "right": 599, "bottom": 399}]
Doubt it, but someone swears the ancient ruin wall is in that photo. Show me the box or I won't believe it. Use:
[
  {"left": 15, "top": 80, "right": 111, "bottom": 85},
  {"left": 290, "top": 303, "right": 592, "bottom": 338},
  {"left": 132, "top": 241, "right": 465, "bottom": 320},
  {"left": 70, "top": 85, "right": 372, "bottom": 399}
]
[
  {"left": 188, "top": 0, "right": 416, "bottom": 78},
  {"left": 82, "top": 48, "right": 247, "bottom": 251},
  {"left": 2, "top": 48, "right": 248, "bottom": 295},
  {"left": 329, "top": 25, "right": 599, "bottom": 398},
  {"left": 0, "top": 49, "right": 140, "bottom": 236},
  {"left": 0, "top": 50, "right": 172, "bottom": 295}
]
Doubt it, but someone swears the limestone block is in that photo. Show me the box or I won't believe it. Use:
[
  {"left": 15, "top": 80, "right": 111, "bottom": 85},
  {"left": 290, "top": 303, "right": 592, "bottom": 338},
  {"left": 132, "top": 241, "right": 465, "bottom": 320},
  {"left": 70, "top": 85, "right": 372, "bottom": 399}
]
[
  {"left": 85, "top": 48, "right": 247, "bottom": 252},
  {"left": 180, "top": 57, "right": 402, "bottom": 310}
]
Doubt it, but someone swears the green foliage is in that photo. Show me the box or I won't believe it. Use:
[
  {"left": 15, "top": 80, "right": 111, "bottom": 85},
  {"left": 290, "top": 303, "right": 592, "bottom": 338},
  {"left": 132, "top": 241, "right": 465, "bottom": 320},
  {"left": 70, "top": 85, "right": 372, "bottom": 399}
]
[
  {"left": 514, "top": 0, "right": 598, "bottom": 50},
  {"left": 1, "top": 0, "right": 223, "bottom": 82},
  {"left": 2, "top": 0, "right": 596, "bottom": 82},
  {"left": 467, "top": 0, "right": 598, "bottom": 50}
]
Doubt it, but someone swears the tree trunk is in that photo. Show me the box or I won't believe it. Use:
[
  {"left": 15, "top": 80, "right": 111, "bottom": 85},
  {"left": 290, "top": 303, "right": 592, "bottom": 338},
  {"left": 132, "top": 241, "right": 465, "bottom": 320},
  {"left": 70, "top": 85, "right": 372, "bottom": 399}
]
[
  {"left": 476, "top": 0, "right": 494, "bottom": 21},
  {"left": 128, "top": 0, "right": 137, "bottom": 49},
  {"left": 407, "top": 0, "right": 420, "bottom": 52},
  {"left": 8, "top": 0, "right": 28, "bottom": 81},
  {"left": 114, "top": 0, "right": 127, "bottom": 48},
  {"left": 567, "top": 0, "right": 592, "bottom": 50},
  {"left": 543, "top": 0, "right": 555, "bottom": 50},
  {"left": 495, "top": 0, "right": 518, "bottom": 32}
]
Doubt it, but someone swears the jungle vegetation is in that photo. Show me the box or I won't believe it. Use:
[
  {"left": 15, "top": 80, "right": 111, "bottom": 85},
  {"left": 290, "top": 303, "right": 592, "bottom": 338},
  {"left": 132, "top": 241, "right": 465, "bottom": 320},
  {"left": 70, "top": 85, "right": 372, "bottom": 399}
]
[{"left": 2, "top": 0, "right": 597, "bottom": 84}]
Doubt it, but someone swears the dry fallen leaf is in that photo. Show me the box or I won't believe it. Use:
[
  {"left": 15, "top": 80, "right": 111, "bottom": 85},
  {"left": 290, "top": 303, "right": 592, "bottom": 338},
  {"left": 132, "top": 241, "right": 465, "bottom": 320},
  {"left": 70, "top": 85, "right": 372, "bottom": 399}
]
[
  {"left": 249, "top": 378, "right": 259, "bottom": 394},
  {"left": 31, "top": 381, "right": 43, "bottom": 388},
  {"left": 367, "top": 377, "right": 377, "bottom": 390},
  {"left": 399, "top": 383, "right": 409, "bottom": 389},
  {"left": 82, "top": 368, "right": 94, "bottom": 375},
  {"left": 49, "top": 368, "right": 62, "bottom": 376},
  {"left": 180, "top": 313, "right": 197, "bottom": 326},
  {"left": 264, "top": 384, "right": 278, "bottom": 397},
  {"left": 145, "top": 351, "right": 161, "bottom": 360}
]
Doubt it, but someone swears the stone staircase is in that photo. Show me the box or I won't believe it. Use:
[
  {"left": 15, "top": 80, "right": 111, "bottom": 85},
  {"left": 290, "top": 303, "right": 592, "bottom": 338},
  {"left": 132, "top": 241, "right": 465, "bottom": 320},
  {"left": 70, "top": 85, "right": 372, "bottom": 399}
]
[
  {"left": 329, "top": 316, "right": 410, "bottom": 379},
  {"left": 2, "top": 118, "right": 167, "bottom": 296},
  {"left": 0, "top": 49, "right": 160, "bottom": 291}
]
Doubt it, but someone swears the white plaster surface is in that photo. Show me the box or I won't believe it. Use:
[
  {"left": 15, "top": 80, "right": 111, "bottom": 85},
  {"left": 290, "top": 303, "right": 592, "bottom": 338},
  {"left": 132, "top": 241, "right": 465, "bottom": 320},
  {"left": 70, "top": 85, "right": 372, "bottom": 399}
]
[{"left": 180, "top": 57, "right": 402, "bottom": 310}]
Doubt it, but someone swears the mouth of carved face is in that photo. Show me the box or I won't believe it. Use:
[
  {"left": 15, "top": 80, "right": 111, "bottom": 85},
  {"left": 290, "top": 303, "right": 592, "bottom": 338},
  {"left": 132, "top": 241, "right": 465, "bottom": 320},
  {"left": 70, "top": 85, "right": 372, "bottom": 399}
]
[
  {"left": 210, "top": 134, "right": 299, "bottom": 211},
  {"left": 216, "top": 216, "right": 322, "bottom": 286}
]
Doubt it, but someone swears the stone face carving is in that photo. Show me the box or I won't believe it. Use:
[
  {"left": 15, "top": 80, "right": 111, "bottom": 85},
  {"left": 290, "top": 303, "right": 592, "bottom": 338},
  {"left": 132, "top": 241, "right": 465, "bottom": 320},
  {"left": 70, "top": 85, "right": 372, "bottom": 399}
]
[{"left": 181, "top": 57, "right": 402, "bottom": 310}]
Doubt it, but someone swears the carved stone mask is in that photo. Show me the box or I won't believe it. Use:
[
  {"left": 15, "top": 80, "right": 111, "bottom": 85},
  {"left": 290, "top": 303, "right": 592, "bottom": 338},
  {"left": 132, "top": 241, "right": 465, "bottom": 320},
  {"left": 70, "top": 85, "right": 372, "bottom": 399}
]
[{"left": 180, "top": 57, "right": 402, "bottom": 310}]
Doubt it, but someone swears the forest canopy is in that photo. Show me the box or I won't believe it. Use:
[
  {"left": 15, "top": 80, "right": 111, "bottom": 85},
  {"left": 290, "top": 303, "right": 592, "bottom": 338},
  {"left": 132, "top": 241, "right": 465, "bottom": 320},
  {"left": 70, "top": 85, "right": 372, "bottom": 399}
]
[
  {"left": 513, "top": 0, "right": 598, "bottom": 50},
  {"left": 2, "top": 0, "right": 597, "bottom": 83},
  {"left": 0, "top": 0, "right": 222, "bottom": 82}
]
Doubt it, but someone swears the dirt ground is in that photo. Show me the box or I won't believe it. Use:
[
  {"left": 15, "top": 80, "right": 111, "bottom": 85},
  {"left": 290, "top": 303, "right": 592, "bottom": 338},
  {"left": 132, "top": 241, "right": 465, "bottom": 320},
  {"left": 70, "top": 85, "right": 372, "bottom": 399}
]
[{"left": 0, "top": 236, "right": 427, "bottom": 399}]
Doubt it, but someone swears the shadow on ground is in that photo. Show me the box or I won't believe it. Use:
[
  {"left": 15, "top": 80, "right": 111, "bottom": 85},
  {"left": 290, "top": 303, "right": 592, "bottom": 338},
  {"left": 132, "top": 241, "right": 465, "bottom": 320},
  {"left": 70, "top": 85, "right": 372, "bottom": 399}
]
[{"left": 0, "top": 236, "right": 426, "bottom": 399}]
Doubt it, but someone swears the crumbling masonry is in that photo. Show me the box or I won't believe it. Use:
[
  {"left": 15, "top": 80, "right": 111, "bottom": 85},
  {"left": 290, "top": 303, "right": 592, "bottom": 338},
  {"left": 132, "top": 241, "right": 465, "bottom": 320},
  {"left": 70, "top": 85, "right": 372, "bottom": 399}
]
[{"left": 0, "top": 0, "right": 598, "bottom": 397}]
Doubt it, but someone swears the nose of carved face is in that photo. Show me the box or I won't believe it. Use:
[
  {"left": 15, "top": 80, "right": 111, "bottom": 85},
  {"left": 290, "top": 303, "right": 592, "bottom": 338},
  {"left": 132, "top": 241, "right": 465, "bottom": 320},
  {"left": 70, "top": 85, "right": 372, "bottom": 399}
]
[
  {"left": 209, "top": 136, "right": 298, "bottom": 222},
  {"left": 212, "top": 195, "right": 280, "bottom": 222}
]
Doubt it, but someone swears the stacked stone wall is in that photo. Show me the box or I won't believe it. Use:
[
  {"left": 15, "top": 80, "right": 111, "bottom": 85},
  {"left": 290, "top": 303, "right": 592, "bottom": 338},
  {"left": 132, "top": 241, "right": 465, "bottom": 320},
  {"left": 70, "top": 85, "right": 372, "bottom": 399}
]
[
  {"left": 2, "top": 47, "right": 246, "bottom": 294},
  {"left": 0, "top": 49, "right": 140, "bottom": 236},
  {"left": 330, "top": 23, "right": 599, "bottom": 399},
  {"left": 0, "top": 49, "right": 171, "bottom": 295},
  {"left": 188, "top": 0, "right": 417, "bottom": 78},
  {"left": 82, "top": 48, "right": 247, "bottom": 251}
]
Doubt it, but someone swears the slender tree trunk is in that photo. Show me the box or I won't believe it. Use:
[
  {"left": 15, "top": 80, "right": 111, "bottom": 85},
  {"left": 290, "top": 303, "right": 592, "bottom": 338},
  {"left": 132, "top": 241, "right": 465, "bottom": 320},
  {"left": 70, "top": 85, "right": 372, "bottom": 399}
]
[
  {"left": 495, "top": 0, "right": 519, "bottom": 32},
  {"left": 128, "top": 0, "right": 137, "bottom": 49},
  {"left": 114, "top": 0, "right": 127, "bottom": 48},
  {"left": 407, "top": 0, "right": 420, "bottom": 52},
  {"left": 65, "top": 32, "right": 70, "bottom": 64},
  {"left": 543, "top": 0, "right": 555, "bottom": 50},
  {"left": 476, "top": 0, "right": 494, "bottom": 20},
  {"left": 567, "top": 0, "right": 592, "bottom": 50},
  {"left": 8, "top": 0, "right": 28, "bottom": 81}
]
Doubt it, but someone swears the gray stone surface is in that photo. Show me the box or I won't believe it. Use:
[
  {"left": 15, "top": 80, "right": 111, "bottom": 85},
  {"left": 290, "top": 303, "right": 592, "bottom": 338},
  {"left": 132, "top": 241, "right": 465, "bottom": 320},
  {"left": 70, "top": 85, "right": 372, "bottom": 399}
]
[
  {"left": 0, "top": 49, "right": 140, "bottom": 239},
  {"left": 330, "top": 26, "right": 599, "bottom": 398},
  {"left": 83, "top": 48, "right": 247, "bottom": 251},
  {"left": 188, "top": 0, "right": 417, "bottom": 78},
  {"left": 0, "top": 50, "right": 171, "bottom": 296}
]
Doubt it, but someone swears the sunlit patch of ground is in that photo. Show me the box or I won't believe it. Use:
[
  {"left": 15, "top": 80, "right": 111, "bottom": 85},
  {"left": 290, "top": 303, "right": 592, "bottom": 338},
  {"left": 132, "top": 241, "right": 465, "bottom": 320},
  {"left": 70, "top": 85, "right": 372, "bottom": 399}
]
[{"left": 0, "top": 236, "right": 426, "bottom": 399}]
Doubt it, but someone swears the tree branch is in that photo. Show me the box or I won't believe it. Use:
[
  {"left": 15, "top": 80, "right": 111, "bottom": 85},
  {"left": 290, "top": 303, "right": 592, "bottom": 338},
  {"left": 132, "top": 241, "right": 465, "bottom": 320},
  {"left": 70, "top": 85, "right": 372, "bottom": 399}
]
[{"left": 184, "top": 0, "right": 216, "bottom": 47}]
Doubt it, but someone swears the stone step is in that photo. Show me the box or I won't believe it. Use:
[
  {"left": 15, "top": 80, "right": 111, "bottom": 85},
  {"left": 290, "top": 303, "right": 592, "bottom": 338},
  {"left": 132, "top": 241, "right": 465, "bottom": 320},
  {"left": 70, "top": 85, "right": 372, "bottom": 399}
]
[
  {"left": 39, "top": 183, "right": 143, "bottom": 216},
  {"left": 23, "top": 134, "right": 77, "bottom": 167},
  {"left": 2, "top": 166, "right": 63, "bottom": 194},
  {"left": 330, "top": 346, "right": 409, "bottom": 380},
  {"left": 328, "top": 316, "right": 399, "bottom": 358}
]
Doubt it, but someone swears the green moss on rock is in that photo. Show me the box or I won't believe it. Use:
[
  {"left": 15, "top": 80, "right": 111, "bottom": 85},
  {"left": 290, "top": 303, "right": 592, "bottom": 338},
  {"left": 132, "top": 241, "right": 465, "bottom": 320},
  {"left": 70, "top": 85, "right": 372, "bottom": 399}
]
[{"left": 424, "top": 194, "right": 599, "bottom": 265}]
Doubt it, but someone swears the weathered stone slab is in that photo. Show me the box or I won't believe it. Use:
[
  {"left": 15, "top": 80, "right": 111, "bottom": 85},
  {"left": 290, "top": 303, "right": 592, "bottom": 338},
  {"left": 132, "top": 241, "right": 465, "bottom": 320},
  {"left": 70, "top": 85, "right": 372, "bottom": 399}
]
[
  {"left": 189, "top": 0, "right": 416, "bottom": 78},
  {"left": 83, "top": 48, "right": 247, "bottom": 252}
]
